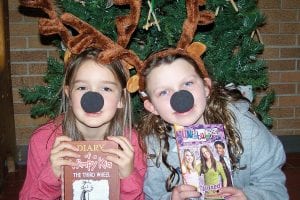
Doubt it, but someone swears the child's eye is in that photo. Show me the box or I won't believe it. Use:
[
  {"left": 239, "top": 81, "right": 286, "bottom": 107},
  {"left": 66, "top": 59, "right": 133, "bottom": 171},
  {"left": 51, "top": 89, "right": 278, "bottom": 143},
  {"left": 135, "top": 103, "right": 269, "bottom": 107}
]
[
  {"left": 184, "top": 81, "right": 193, "bottom": 86},
  {"left": 102, "top": 87, "right": 113, "bottom": 92},
  {"left": 76, "top": 86, "right": 87, "bottom": 91},
  {"left": 159, "top": 90, "right": 168, "bottom": 96}
]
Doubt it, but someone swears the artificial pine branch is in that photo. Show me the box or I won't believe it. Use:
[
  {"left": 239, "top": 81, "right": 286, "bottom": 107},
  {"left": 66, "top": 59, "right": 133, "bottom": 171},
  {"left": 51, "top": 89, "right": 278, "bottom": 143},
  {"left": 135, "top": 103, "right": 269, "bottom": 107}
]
[
  {"left": 19, "top": 57, "right": 64, "bottom": 118},
  {"left": 255, "top": 91, "right": 275, "bottom": 128}
]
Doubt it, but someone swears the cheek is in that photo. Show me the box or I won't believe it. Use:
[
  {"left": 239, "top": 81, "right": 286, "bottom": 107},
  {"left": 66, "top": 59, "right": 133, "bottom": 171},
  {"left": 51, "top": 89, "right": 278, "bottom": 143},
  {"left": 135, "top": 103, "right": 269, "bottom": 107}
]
[
  {"left": 70, "top": 92, "right": 83, "bottom": 109},
  {"left": 153, "top": 97, "right": 172, "bottom": 112},
  {"left": 192, "top": 88, "right": 207, "bottom": 104},
  {"left": 103, "top": 93, "right": 121, "bottom": 108}
]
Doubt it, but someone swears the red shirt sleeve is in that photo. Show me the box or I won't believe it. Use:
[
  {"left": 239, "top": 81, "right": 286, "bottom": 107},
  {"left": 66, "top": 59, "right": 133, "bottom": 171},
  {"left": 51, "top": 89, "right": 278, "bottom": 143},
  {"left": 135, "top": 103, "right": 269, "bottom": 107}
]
[
  {"left": 120, "top": 129, "right": 146, "bottom": 200},
  {"left": 19, "top": 122, "right": 62, "bottom": 200}
]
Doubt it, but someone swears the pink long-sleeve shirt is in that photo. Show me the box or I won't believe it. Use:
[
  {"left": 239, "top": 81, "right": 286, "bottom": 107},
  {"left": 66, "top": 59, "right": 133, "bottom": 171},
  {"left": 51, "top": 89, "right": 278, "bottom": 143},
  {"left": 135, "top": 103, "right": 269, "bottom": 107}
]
[{"left": 19, "top": 120, "right": 146, "bottom": 200}]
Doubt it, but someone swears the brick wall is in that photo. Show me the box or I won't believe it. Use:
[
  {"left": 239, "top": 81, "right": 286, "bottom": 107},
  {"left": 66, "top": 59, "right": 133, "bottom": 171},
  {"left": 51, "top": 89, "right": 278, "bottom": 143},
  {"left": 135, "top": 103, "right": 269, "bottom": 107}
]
[
  {"left": 258, "top": 0, "right": 300, "bottom": 136},
  {"left": 9, "top": 0, "right": 56, "bottom": 146},
  {"left": 8, "top": 0, "right": 300, "bottom": 147}
]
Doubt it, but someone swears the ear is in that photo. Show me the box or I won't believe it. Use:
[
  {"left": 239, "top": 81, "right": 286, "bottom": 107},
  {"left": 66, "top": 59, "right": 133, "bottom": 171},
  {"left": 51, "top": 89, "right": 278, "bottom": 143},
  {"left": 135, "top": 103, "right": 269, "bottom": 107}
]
[
  {"left": 144, "top": 99, "right": 159, "bottom": 115},
  {"left": 203, "top": 78, "right": 212, "bottom": 97}
]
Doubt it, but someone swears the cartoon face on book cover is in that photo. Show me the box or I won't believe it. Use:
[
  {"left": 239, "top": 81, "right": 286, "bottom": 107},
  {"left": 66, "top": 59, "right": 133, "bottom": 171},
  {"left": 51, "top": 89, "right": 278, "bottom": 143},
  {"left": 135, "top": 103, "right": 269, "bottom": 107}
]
[
  {"left": 73, "top": 179, "right": 109, "bottom": 200},
  {"left": 174, "top": 124, "right": 233, "bottom": 200},
  {"left": 63, "top": 141, "right": 120, "bottom": 200}
]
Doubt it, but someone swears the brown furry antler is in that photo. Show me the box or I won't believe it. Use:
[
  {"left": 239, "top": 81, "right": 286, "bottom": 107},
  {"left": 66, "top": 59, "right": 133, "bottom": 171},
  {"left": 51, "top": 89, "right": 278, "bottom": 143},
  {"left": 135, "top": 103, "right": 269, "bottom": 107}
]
[
  {"left": 137, "top": 0, "right": 215, "bottom": 92},
  {"left": 177, "top": 0, "right": 214, "bottom": 49},
  {"left": 114, "top": 0, "right": 141, "bottom": 47},
  {"left": 19, "top": 0, "right": 143, "bottom": 70}
]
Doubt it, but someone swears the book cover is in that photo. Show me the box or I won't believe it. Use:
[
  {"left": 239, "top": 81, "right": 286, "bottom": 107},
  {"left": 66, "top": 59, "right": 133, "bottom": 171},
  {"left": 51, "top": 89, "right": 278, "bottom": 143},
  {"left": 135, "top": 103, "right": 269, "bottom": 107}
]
[
  {"left": 174, "top": 124, "right": 233, "bottom": 200},
  {"left": 62, "top": 140, "right": 120, "bottom": 200}
]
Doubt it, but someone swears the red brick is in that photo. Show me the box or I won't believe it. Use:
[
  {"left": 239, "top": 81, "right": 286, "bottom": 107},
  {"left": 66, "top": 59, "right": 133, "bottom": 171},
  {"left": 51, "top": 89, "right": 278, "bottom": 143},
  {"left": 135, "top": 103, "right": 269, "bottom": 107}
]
[
  {"left": 9, "top": 23, "right": 39, "bottom": 36},
  {"left": 28, "top": 36, "right": 53, "bottom": 49},
  {"left": 14, "top": 114, "right": 48, "bottom": 127},
  {"left": 12, "top": 88, "right": 23, "bottom": 103},
  {"left": 258, "top": 0, "right": 280, "bottom": 8},
  {"left": 295, "top": 107, "right": 300, "bottom": 118},
  {"left": 264, "top": 10, "right": 298, "bottom": 22},
  {"left": 10, "top": 50, "right": 48, "bottom": 62},
  {"left": 280, "top": 48, "right": 300, "bottom": 58},
  {"left": 269, "top": 83, "right": 296, "bottom": 94},
  {"left": 263, "top": 34, "right": 296, "bottom": 46},
  {"left": 9, "top": 10, "right": 23, "bottom": 22},
  {"left": 282, "top": 0, "right": 300, "bottom": 9},
  {"left": 11, "top": 63, "right": 28, "bottom": 75},
  {"left": 260, "top": 48, "right": 280, "bottom": 59},
  {"left": 280, "top": 72, "right": 300, "bottom": 82},
  {"left": 28, "top": 63, "right": 48, "bottom": 75},
  {"left": 266, "top": 60, "right": 296, "bottom": 71},
  {"left": 13, "top": 103, "right": 32, "bottom": 114},
  {"left": 268, "top": 71, "right": 281, "bottom": 82},
  {"left": 278, "top": 119, "right": 300, "bottom": 129},
  {"left": 280, "top": 23, "right": 300, "bottom": 34},
  {"left": 279, "top": 96, "right": 300, "bottom": 106},
  {"left": 9, "top": 36, "right": 27, "bottom": 49},
  {"left": 11, "top": 76, "right": 45, "bottom": 88},
  {"left": 270, "top": 107, "right": 294, "bottom": 118},
  {"left": 260, "top": 23, "right": 280, "bottom": 34},
  {"left": 271, "top": 129, "right": 295, "bottom": 135}
]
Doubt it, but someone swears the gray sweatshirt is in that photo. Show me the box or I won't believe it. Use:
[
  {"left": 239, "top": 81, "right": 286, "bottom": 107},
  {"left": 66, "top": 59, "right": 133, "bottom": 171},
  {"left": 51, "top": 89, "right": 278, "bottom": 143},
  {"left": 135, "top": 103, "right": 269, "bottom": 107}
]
[{"left": 143, "top": 101, "right": 288, "bottom": 200}]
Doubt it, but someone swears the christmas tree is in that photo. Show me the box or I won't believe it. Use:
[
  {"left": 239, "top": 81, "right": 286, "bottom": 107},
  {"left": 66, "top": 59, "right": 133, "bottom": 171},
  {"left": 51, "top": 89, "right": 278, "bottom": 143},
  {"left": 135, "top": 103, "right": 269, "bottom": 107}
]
[{"left": 20, "top": 0, "right": 274, "bottom": 127}]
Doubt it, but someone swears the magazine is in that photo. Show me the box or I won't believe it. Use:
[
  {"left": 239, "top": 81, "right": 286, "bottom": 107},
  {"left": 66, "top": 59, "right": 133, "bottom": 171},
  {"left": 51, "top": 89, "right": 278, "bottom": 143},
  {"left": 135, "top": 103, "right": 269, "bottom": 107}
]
[
  {"left": 62, "top": 140, "right": 120, "bottom": 200},
  {"left": 174, "top": 124, "right": 233, "bottom": 200}
]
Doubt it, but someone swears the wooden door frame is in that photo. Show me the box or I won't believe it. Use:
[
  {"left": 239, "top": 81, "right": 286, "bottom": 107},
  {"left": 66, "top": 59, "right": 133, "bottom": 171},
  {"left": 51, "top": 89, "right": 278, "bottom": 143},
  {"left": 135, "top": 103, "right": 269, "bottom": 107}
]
[{"left": 0, "top": 0, "right": 16, "bottom": 164}]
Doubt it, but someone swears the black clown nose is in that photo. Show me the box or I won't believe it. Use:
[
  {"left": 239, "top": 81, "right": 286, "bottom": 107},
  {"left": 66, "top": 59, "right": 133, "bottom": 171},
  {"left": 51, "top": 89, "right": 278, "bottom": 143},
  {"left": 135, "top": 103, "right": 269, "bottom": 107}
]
[
  {"left": 81, "top": 91, "right": 104, "bottom": 113},
  {"left": 170, "top": 90, "right": 194, "bottom": 113}
]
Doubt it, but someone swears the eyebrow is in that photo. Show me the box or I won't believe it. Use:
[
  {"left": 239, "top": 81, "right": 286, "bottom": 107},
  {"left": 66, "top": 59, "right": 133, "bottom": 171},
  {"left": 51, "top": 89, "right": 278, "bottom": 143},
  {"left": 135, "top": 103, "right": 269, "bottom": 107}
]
[{"left": 73, "top": 80, "right": 118, "bottom": 86}]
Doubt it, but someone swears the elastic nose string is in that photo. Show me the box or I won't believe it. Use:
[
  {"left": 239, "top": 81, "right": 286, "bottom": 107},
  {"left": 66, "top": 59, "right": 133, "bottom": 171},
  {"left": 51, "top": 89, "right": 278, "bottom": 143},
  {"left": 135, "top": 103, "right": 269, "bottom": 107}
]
[
  {"left": 80, "top": 91, "right": 104, "bottom": 113},
  {"left": 170, "top": 90, "right": 194, "bottom": 113}
]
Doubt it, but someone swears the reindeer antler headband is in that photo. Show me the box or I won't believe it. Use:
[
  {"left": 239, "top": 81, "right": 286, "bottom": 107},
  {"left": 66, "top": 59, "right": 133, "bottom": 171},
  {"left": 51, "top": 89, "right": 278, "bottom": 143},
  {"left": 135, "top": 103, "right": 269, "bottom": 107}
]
[{"left": 19, "top": 0, "right": 214, "bottom": 93}]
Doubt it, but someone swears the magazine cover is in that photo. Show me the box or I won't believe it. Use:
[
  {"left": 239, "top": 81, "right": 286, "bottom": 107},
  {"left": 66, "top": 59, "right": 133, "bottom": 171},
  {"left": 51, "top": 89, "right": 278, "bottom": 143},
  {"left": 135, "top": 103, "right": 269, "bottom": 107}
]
[
  {"left": 174, "top": 124, "right": 233, "bottom": 200},
  {"left": 62, "top": 140, "right": 120, "bottom": 200}
]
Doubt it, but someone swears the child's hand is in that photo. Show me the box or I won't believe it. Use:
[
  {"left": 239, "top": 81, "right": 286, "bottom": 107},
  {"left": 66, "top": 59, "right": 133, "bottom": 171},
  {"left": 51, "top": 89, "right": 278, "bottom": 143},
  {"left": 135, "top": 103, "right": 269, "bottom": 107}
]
[
  {"left": 171, "top": 184, "right": 201, "bottom": 200},
  {"left": 103, "top": 136, "right": 134, "bottom": 179},
  {"left": 50, "top": 136, "right": 79, "bottom": 178},
  {"left": 218, "top": 187, "right": 247, "bottom": 200}
]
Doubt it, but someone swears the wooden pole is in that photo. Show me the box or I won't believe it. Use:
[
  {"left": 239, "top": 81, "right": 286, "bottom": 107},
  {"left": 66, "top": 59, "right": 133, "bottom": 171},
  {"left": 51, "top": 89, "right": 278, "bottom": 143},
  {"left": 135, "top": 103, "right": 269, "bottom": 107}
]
[{"left": 0, "top": 0, "right": 6, "bottom": 72}]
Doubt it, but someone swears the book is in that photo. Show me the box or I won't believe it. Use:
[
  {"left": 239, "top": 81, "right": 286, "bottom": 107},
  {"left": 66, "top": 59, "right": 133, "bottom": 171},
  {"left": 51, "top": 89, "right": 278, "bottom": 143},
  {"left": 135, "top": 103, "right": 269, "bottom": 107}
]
[
  {"left": 62, "top": 140, "right": 120, "bottom": 200},
  {"left": 174, "top": 124, "right": 233, "bottom": 200}
]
